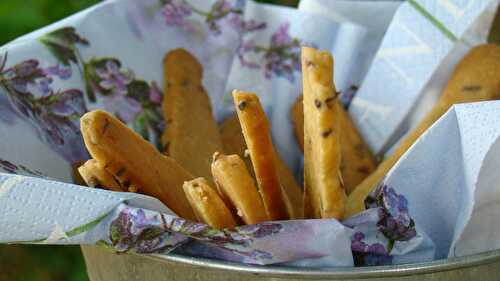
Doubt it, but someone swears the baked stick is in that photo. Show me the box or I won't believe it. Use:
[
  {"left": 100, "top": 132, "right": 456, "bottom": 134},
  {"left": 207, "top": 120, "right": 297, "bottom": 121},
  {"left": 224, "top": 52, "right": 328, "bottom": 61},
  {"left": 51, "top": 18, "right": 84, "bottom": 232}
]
[
  {"left": 211, "top": 153, "right": 269, "bottom": 224},
  {"left": 233, "top": 91, "right": 289, "bottom": 220},
  {"left": 291, "top": 95, "right": 305, "bottom": 151},
  {"left": 302, "top": 47, "right": 346, "bottom": 219},
  {"left": 291, "top": 96, "right": 377, "bottom": 194},
  {"left": 220, "top": 114, "right": 303, "bottom": 219},
  {"left": 346, "top": 44, "right": 500, "bottom": 217},
  {"left": 183, "top": 178, "right": 237, "bottom": 229},
  {"left": 78, "top": 159, "right": 123, "bottom": 192},
  {"left": 81, "top": 110, "right": 196, "bottom": 220},
  {"left": 162, "top": 48, "right": 224, "bottom": 182},
  {"left": 219, "top": 114, "right": 254, "bottom": 175}
]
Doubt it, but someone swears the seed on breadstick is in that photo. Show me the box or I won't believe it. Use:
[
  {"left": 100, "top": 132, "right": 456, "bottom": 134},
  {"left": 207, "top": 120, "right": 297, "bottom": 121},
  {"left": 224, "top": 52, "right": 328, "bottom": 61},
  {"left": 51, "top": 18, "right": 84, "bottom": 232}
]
[
  {"left": 183, "top": 178, "right": 237, "bottom": 229},
  {"left": 211, "top": 152, "right": 269, "bottom": 224},
  {"left": 302, "top": 46, "right": 346, "bottom": 219},
  {"left": 291, "top": 95, "right": 377, "bottom": 194},
  {"left": 80, "top": 110, "right": 196, "bottom": 220},
  {"left": 345, "top": 44, "right": 500, "bottom": 217}
]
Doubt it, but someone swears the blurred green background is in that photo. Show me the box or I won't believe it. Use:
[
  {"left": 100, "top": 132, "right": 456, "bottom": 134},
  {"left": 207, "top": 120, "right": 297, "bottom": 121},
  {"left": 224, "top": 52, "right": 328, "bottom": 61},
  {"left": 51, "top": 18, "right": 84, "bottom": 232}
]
[{"left": 0, "top": 1, "right": 298, "bottom": 281}]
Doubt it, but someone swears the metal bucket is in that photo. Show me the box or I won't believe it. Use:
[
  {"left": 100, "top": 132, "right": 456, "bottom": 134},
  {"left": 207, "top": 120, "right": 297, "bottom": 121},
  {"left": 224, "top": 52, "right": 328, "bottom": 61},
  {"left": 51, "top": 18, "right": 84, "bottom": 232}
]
[{"left": 81, "top": 246, "right": 500, "bottom": 280}]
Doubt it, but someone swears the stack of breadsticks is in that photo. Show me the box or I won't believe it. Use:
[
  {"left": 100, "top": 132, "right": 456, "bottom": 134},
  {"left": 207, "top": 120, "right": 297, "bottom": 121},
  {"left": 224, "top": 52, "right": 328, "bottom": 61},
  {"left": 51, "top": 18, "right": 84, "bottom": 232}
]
[{"left": 78, "top": 44, "right": 500, "bottom": 229}]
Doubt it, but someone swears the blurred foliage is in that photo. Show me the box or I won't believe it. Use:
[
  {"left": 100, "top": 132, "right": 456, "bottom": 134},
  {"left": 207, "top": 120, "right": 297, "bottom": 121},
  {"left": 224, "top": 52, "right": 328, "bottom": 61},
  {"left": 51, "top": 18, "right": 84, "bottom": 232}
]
[
  {"left": 0, "top": 0, "right": 298, "bottom": 45},
  {"left": 0, "top": 0, "right": 298, "bottom": 281},
  {"left": 0, "top": 245, "right": 89, "bottom": 281}
]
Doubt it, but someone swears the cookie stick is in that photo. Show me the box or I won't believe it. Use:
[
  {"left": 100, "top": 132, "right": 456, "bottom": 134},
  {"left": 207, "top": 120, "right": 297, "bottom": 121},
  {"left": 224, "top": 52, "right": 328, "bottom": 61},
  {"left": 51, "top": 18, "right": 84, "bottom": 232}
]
[
  {"left": 291, "top": 95, "right": 305, "bottom": 151},
  {"left": 220, "top": 114, "right": 303, "bottom": 219},
  {"left": 80, "top": 110, "right": 196, "bottom": 220},
  {"left": 78, "top": 159, "right": 123, "bottom": 192},
  {"left": 211, "top": 153, "right": 269, "bottom": 224},
  {"left": 302, "top": 47, "right": 346, "bottom": 219},
  {"left": 346, "top": 44, "right": 500, "bottom": 217},
  {"left": 162, "top": 48, "right": 224, "bottom": 182},
  {"left": 291, "top": 96, "right": 377, "bottom": 194},
  {"left": 183, "top": 178, "right": 237, "bottom": 229},
  {"left": 219, "top": 114, "right": 254, "bottom": 175},
  {"left": 233, "top": 91, "right": 289, "bottom": 220}
]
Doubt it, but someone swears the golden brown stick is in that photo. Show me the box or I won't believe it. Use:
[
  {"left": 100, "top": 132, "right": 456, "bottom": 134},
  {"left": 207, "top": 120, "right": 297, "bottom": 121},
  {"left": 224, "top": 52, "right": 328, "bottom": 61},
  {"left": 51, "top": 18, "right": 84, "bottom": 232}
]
[
  {"left": 183, "top": 178, "right": 237, "bottom": 229},
  {"left": 72, "top": 160, "right": 87, "bottom": 186},
  {"left": 335, "top": 101, "right": 377, "bottom": 193},
  {"left": 291, "top": 96, "right": 377, "bottom": 194},
  {"left": 346, "top": 44, "right": 500, "bottom": 217},
  {"left": 78, "top": 159, "right": 123, "bottom": 192},
  {"left": 219, "top": 114, "right": 254, "bottom": 174},
  {"left": 302, "top": 47, "right": 346, "bottom": 219},
  {"left": 162, "top": 48, "right": 224, "bottom": 182},
  {"left": 291, "top": 95, "right": 305, "bottom": 151},
  {"left": 211, "top": 153, "right": 269, "bottom": 224},
  {"left": 233, "top": 91, "right": 289, "bottom": 220},
  {"left": 220, "top": 114, "right": 303, "bottom": 219},
  {"left": 81, "top": 110, "right": 196, "bottom": 220}
]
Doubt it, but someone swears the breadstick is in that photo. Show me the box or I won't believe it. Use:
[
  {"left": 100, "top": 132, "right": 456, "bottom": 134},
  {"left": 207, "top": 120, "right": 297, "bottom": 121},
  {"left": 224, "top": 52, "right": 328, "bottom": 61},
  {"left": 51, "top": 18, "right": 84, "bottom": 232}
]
[
  {"left": 291, "top": 95, "right": 305, "bottom": 151},
  {"left": 232, "top": 90, "right": 289, "bottom": 220},
  {"left": 335, "top": 101, "right": 377, "bottom": 193},
  {"left": 346, "top": 44, "right": 500, "bottom": 217},
  {"left": 302, "top": 47, "right": 346, "bottom": 219},
  {"left": 78, "top": 159, "right": 123, "bottom": 192},
  {"left": 291, "top": 96, "right": 377, "bottom": 194},
  {"left": 80, "top": 110, "right": 196, "bottom": 220},
  {"left": 211, "top": 153, "right": 269, "bottom": 224},
  {"left": 220, "top": 114, "right": 303, "bottom": 219},
  {"left": 219, "top": 114, "right": 254, "bottom": 175},
  {"left": 162, "top": 48, "right": 224, "bottom": 182},
  {"left": 183, "top": 178, "right": 237, "bottom": 229}
]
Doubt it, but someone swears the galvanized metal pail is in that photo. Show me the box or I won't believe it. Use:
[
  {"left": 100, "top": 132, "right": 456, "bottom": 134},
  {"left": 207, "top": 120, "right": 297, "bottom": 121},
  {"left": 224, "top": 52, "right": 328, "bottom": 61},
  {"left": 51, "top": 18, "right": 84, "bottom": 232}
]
[{"left": 81, "top": 246, "right": 500, "bottom": 281}]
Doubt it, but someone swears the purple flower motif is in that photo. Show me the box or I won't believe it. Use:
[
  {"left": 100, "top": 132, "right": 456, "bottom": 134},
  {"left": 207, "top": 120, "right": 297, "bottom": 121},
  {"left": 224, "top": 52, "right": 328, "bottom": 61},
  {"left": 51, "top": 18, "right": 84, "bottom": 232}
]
[
  {"left": 149, "top": 81, "right": 162, "bottom": 104},
  {"left": 32, "top": 77, "right": 53, "bottom": 95},
  {"left": 237, "top": 223, "right": 283, "bottom": 238},
  {"left": 0, "top": 159, "right": 17, "bottom": 174},
  {"left": 237, "top": 22, "right": 301, "bottom": 82},
  {"left": 0, "top": 58, "right": 89, "bottom": 163},
  {"left": 161, "top": 0, "right": 193, "bottom": 32},
  {"left": 43, "top": 64, "right": 72, "bottom": 80},
  {"left": 351, "top": 231, "right": 392, "bottom": 266},
  {"left": 233, "top": 18, "right": 267, "bottom": 33},
  {"left": 271, "top": 23, "right": 293, "bottom": 46},
  {"left": 109, "top": 208, "right": 177, "bottom": 253},
  {"left": 103, "top": 95, "right": 142, "bottom": 123},
  {"left": 206, "top": 0, "right": 233, "bottom": 35},
  {"left": 263, "top": 23, "right": 301, "bottom": 82},
  {"left": 365, "top": 184, "right": 417, "bottom": 242},
  {"left": 96, "top": 60, "right": 134, "bottom": 95},
  {"left": 236, "top": 40, "right": 260, "bottom": 69}
]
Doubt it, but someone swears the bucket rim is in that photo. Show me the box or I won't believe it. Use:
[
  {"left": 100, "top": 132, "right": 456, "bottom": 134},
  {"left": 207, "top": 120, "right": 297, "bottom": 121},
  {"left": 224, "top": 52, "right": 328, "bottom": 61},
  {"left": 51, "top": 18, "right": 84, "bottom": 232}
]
[{"left": 143, "top": 248, "right": 500, "bottom": 279}]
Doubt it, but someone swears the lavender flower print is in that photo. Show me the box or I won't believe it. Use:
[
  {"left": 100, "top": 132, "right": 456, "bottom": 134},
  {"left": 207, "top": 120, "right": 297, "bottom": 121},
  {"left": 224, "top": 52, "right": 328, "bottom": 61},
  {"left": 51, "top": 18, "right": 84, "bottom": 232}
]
[
  {"left": 160, "top": 0, "right": 264, "bottom": 36},
  {"left": 107, "top": 208, "right": 187, "bottom": 254},
  {"left": 83, "top": 58, "right": 164, "bottom": 145},
  {"left": 0, "top": 53, "right": 89, "bottom": 163},
  {"left": 0, "top": 158, "right": 47, "bottom": 177},
  {"left": 161, "top": 0, "right": 194, "bottom": 32},
  {"left": 351, "top": 232, "right": 392, "bottom": 266},
  {"left": 365, "top": 184, "right": 417, "bottom": 242},
  {"left": 238, "top": 22, "right": 302, "bottom": 82},
  {"left": 95, "top": 60, "right": 134, "bottom": 95}
]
